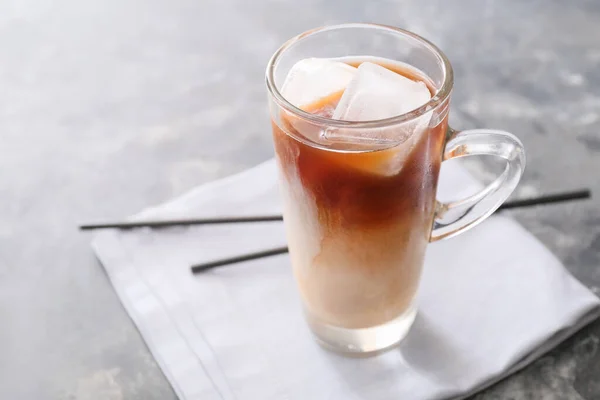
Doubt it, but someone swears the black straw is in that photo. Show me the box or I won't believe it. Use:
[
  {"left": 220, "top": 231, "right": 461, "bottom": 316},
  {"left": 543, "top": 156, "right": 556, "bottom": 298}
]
[
  {"left": 189, "top": 188, "right": 591, "bottom": 273},
  {"left": 497, "top": 189, "right": 590, "bottom": 211},
  {"left": 80, "top": 189, "right": 590, "bottom": 231},
  {"left": 190, "top": 246, "right": 290, "bottom": 273},
  {"left": 79, "top": 215, "right": 283, "bottom": 230}
]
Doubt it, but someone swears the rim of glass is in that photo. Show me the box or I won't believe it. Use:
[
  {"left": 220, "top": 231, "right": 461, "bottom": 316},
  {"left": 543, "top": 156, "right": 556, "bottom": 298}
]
[{"left": 266, "top": 23, "right": 454, "bottom": 129}]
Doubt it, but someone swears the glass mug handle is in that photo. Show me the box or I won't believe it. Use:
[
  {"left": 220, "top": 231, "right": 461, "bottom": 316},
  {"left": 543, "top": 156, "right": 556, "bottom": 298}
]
[{"left": 430, "top": 128, "right": 526, "bottom": 241}]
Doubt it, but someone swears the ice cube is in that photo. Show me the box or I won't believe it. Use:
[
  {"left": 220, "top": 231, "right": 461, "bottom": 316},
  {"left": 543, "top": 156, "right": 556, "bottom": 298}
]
[
  {"left": 333, "top": 61, "right": 431, "bottom": 121},
  {"left": 281, "top": 58, "right": 357, "bottom": 110},
  {"left": 326, "top": 62, "right": 434, "bottom": 176},
  {"left": 328, "top": 62, "right": 432, "bottom": 145}
]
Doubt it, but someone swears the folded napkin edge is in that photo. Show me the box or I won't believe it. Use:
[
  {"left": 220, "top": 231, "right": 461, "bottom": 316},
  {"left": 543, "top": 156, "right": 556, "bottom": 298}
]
[{"left": 457, "top": 304, "right": 600, "bottom": 399}]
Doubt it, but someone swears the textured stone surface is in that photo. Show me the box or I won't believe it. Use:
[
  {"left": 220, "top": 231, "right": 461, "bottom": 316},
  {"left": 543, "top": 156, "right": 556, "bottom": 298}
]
[{"left": 0, "top": 0, "right": 599, "bottom": 399}]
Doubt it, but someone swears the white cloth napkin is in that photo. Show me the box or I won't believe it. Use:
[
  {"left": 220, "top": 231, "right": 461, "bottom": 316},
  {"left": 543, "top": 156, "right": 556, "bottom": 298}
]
[{"left": 92, "top": 159, "right": 600, "bottom": 400}]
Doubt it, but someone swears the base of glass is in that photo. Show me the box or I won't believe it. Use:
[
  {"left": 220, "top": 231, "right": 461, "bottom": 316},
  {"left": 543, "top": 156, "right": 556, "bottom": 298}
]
[{"left": 306, "top": 305, "right": 417, "bottom": 355}]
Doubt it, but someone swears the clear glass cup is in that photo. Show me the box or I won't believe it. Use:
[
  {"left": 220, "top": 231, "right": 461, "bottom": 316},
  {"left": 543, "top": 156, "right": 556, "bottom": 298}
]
[{"left": 266, "top": 24, "right": 525, "bottom": 354}]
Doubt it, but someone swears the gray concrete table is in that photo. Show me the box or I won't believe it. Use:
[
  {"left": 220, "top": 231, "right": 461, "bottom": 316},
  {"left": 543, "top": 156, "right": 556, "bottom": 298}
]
[{"left": 1, "top": 0, "right": 599, "bottom": 398}]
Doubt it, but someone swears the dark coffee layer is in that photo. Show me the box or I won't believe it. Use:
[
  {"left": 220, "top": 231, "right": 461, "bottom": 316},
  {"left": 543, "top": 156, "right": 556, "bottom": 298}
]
[{"left": 274, "top": 119, "right": 446, "bottom": 233}]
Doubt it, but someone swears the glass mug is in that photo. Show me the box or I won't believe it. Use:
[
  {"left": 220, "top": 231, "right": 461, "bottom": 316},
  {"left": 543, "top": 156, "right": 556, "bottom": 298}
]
[{"left": 266, "top": 24, "right": 525, "bottom": 354}]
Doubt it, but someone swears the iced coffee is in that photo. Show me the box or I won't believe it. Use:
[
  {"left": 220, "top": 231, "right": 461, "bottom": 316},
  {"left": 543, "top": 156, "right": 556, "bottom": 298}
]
[{"left": 272, "top": 57, "right": 447, "bottom": 332}]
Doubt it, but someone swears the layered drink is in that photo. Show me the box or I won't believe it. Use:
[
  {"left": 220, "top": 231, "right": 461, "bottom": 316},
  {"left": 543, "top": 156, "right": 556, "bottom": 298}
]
[{"left": 271, "top": 56, "right": 448, "bottom": 344}]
